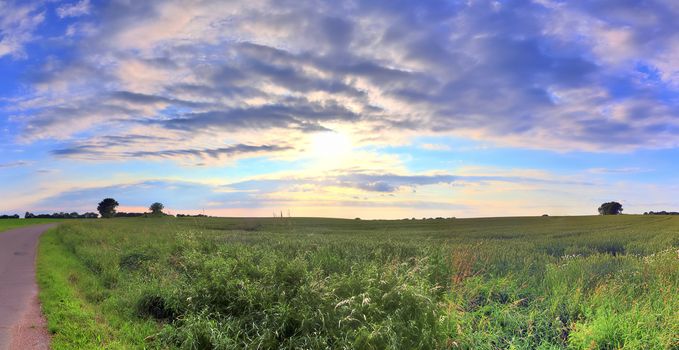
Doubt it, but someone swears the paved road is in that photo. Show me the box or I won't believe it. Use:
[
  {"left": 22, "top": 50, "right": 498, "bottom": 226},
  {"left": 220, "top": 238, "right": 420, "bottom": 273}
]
[{"left": 0, "top": 224, "right": 55, "bottom": 350}]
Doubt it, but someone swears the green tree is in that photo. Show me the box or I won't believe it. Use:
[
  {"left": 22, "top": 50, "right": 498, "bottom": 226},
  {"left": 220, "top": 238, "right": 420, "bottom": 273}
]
[
  {"left": 598, "top": 201, "right": 623, "bottom": 215},
  {"left": 149, "top": 202, "right": 165, "bottom": 216},
  {"left": 97, "top": 198, "right": 119, "bottom": 218}
]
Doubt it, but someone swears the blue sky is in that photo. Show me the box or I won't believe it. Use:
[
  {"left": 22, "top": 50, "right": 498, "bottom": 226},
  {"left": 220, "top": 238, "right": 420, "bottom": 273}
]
[{"left": 1, "top": 0, "right": 678, "bottom": 218}]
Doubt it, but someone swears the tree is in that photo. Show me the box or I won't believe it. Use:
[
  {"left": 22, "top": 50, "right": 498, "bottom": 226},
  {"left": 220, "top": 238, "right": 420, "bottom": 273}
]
[
  {"left": 98, "top": 198, "right": 119, "bottom": 218},
  {"left": 598, "top": 201, "right": 623, "bottom": 215},
  {"left": 149, "top": 202, "right": 165, "bottom": 216}
]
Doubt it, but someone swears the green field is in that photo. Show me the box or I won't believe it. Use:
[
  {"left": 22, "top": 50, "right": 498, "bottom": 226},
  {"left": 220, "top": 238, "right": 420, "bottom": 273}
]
[
  {"left": 37, "top": 216, "right": 679, "bottom": 349},
  {"left": 0, "top": 218, "right": 62, "bottom": 232}
]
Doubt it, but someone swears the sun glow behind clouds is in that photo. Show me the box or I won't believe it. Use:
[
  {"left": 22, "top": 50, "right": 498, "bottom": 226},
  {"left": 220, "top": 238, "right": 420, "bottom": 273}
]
[{"left": 309, "top": 131, "right": 353, "bottom": 159}]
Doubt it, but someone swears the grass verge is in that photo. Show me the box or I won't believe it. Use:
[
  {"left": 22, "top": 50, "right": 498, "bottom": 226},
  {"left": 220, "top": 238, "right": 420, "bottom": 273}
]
[{"left": 37, "top": 227, "right": 156, "bottom": 349}]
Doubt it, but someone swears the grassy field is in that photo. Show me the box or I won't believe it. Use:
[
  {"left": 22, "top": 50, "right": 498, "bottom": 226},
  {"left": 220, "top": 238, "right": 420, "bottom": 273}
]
[
  {"left": 37, "top": 216, "right": 678, "bottom": 349},
  {"left": 0, "top": 218, "right": 62, "bottom": 232}
]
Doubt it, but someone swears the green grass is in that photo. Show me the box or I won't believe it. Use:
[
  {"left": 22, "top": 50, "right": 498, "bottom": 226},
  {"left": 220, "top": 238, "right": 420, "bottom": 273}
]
[
  {"left": 0, "top": 218, "right": 62, "bottom": 232},
  {"left": 37, "top": 216, "right": 679, "bottom": 349}
]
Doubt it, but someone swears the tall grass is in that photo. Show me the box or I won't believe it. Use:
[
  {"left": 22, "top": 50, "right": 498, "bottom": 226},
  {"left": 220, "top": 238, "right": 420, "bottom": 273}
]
[{"left": 38, "top": 216, "right": 679, "bottom": 349}]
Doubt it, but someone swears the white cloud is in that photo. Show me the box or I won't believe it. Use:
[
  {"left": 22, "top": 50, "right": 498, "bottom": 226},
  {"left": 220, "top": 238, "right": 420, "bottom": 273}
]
[
  {"left": 56, "top": 0, "right": 90, "bottom": 18},
  {"left": 0, "top": 1, "right": 44, "bottom": 58},
  {"left": 420, "top": 143, "right": 451, "bottom": 151}
]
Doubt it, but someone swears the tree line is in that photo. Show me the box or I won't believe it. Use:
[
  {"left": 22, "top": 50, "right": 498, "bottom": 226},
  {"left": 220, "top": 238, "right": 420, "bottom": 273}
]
[
  {"left": 24, "top": 212, "right": 99, "bottom": 219},
  {"left": 0, "top": 214, "right": 20, "bottom": 219},
  {"left": 96, "top": 198, "right": 169, "bottom": 218},
  {"left": 2, "top": 198, "right": 209, "bottom": 219},
  {"left": 96, "top": 198, "right": 209, "bottom": 218}
]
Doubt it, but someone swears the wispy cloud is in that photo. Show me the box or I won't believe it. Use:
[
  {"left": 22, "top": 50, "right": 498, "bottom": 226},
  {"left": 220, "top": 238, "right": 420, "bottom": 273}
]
[
  {"left": 52, "top": 138, "right": 292, "bottom": 162},
  {"left": 420, "top": 143, "right": 451, "bottom": 151},
  {"left": 29, "top": 166, "right": 604, "bottom": 217},
  {"left": 0, "top": 161, "right": 30, "bottom": 168},
  {"left": 0, "top": 1, "right": 44, "bottom": 58},
  {"left": 586, "top": 167, "right": 652, "bottom": 174},
  {"left": 56, "top": 0, "right": 90, "bottom": 18}
]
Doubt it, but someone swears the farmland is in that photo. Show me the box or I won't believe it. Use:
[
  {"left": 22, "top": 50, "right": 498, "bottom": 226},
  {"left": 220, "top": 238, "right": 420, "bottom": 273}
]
[{"left": 37, "top": 216, "right": 678, "bottom": 349}]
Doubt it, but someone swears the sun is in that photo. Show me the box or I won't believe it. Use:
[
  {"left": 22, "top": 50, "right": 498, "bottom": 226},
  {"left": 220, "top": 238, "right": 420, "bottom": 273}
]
[{"left": 309, "top": 131, "right": 353, "bottom": 158}]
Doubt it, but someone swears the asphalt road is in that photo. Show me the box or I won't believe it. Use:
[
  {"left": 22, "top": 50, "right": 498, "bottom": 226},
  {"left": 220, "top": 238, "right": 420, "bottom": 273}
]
[{"left": 0, "top": 224, "right": 55, "bottom": 350}]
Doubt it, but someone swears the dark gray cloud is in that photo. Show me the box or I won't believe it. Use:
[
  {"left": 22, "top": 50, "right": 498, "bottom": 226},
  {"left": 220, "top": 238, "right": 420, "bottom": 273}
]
[
  {"left": 126, "top": 144, "right": 291, "bottom": 159},
  {"left": 155, "top": 99, "right": 358, "bottom": 133},
  {"left": 52, "top": 138, "right": 290, "bottom": 160},
  {"left": 0, "top": 161, "right": 30, "bottom": 168}
]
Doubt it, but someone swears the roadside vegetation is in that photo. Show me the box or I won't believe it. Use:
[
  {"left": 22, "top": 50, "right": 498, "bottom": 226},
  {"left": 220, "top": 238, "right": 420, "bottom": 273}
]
[{"left": 38, "top": 216, "right": 678, "bottom": 349}]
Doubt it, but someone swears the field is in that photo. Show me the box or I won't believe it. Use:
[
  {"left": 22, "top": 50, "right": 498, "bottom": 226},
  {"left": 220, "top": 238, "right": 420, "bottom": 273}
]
[
  {"left": 0, "top": 218, "right": 62, "bottom": 232},
  {"left": 37, "top": 216, "right": 678, "bottom": 349}
]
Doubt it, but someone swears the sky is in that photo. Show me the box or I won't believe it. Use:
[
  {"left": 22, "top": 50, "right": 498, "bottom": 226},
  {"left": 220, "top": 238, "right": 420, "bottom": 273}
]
[{"left": 1, "top": 0, "right": 678, "bottom": 219}]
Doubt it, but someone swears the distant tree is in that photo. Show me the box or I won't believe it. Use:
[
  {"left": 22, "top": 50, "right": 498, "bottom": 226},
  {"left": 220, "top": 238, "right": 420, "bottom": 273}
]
[
  {"left": 598, "top": 202, "right": 623, "bottom": 215},
  {"left": 149, "top": 202, "right": 165, "bottom": 216},
  {"left": 98, "top": 198, "right": 119, "bottom": 218}
]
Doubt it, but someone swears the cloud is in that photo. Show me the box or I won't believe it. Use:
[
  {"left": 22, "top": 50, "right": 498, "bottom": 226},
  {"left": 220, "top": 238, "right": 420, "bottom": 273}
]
[
  {"left": 420, "top": 143, "right": 451, "bottom": 151},
  {"left": 31, "top": 165, "right": 604, "bottom": 217},
  {"left": 155, "top": 100, "right": 359, "bottom": 133},
  {"left": 330, "top": 172, "right": 593, "bottom": 193},
  {"left": 37, "top": 178, "right": 471, "bottom": 214},
  {"left": 6, "top": 0, "right": 679, "bottom": 156},
  {"left": 0, "top": 1, "right": 45, "bottom": 58},
  {"left": 37, "top": 180, "right": 234, "bottom": 211},
  {"left": 0, "top": 161, "right": 30, "bottom": 168},
  {"left": 225, "top": 170, "right": 594, "bottom": 196},
  {"left": 56, "top": 0, "right": 90, "bottom": 18},
  {"left": 126, "top": 144, "right": 292, "bottom": 159},
  {"left": 52, "top": 138, "right": 291, "bottom": 161},
  {"left": 586, "top": 167, "right": 652, "bottom": 174}
]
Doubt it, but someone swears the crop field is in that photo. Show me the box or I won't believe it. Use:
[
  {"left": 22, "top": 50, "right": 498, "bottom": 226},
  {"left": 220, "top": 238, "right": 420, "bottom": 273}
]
[
  {"left": 0, "top": 218, "right": 61, "bottom": 232},
  {"left": 37, "top": 216, "right": 678, "bottom": 349}
]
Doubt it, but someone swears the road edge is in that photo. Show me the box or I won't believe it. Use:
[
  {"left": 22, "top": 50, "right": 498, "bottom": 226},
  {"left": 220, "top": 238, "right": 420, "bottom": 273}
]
[{"left": 7, "top": 224, "right": 56, "bottom": 350}]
